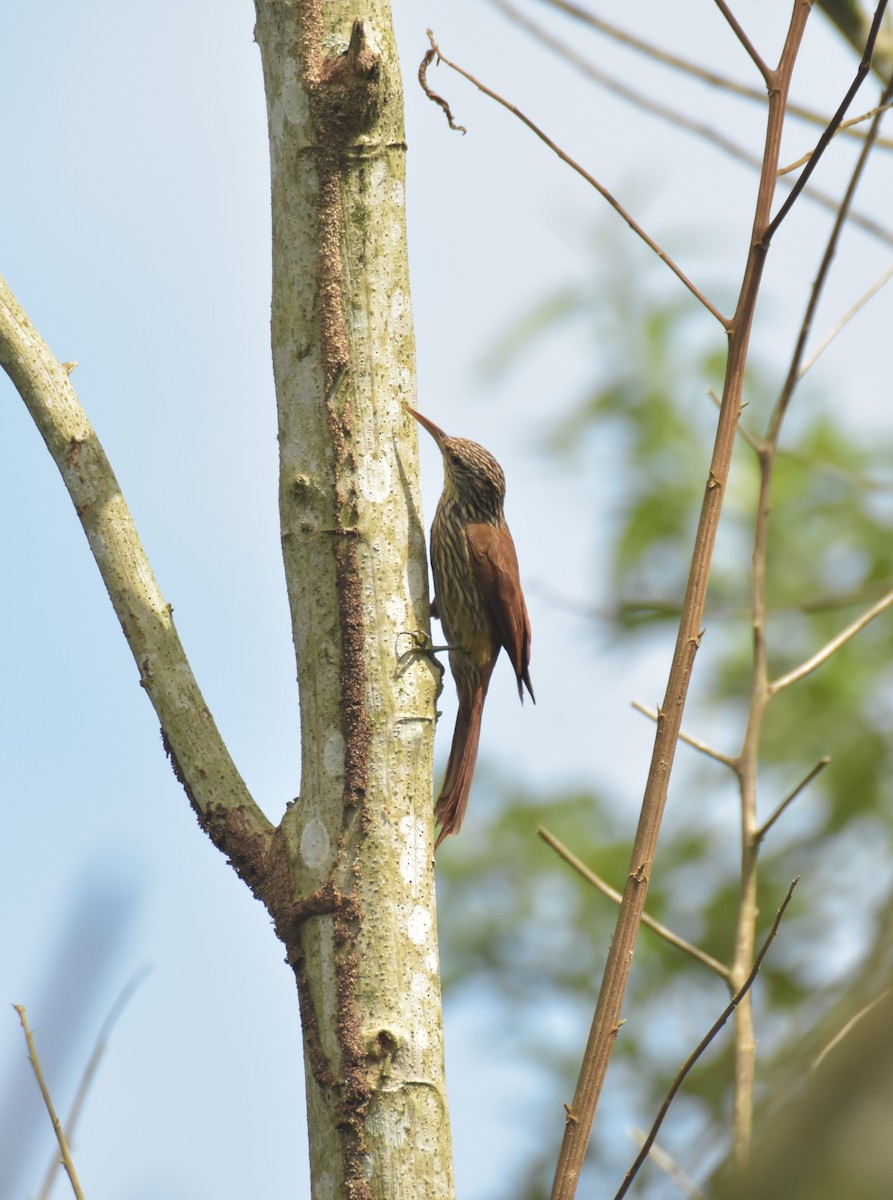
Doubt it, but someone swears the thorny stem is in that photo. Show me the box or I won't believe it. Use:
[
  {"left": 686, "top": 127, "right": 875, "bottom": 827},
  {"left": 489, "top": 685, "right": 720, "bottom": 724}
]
[
  {"left": 549, "top": 7, "right": 815, "bottom": 1197},
  {"left": 632, "top": 699, "right": 738, "bottom": 768}
]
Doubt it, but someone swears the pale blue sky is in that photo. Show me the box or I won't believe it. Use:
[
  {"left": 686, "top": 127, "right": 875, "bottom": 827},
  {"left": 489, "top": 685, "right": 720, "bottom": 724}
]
[{"left": 2, "top": 4, "right": 891, "bottom": 1198}]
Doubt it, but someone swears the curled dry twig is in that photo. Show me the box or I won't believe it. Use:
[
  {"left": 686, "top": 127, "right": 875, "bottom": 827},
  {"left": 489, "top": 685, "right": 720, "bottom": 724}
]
[{"left": 419, "top": 38, "right": 466, "bottom": 134}]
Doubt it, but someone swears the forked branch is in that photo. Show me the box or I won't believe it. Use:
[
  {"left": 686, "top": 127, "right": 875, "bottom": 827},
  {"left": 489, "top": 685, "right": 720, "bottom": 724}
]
[
  {"left": 613, "top": 879, "right": 799, "bottom": 1200},
  {"left": 770, "top": 588, "right": 893, "bottom": 693},
  {"left": 539, "top": 827, "right": 731, "bottom": 980},
  {"left": 766, "top": 0, "right": 890, "bottom": 239},
  {"left": 0, "top": 274, "right": 273, "bottom": 882},
  {"left": 490, "top": 0, "right": 893, "bottom": 247}
]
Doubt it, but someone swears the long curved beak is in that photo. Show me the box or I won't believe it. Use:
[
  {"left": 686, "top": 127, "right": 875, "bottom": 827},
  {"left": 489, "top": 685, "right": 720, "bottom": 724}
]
[{"left": 404, "top": 404, "right": 448, "bottom": 450}]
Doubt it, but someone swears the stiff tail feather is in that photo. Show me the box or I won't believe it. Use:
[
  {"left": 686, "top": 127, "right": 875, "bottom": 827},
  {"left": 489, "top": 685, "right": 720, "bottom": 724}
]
[{"left": 434, "top": 681, "right": 489, "bottom": 850}]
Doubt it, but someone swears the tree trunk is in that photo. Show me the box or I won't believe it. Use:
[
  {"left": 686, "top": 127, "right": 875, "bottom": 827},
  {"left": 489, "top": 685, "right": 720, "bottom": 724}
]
[{"left": 253, "top": 2, "right": 454, "bottom": 1196}]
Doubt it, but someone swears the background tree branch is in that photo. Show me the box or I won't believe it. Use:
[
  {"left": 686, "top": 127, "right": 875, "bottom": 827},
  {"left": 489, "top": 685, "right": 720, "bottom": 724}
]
[{"left": 0, "top": 274, "right": 272, "bottom": 885}]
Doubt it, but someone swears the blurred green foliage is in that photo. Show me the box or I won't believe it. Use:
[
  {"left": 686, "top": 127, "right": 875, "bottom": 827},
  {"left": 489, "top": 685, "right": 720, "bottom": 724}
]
[{"left": 437, "top": 232, "right": 893, "bottom": 1198}]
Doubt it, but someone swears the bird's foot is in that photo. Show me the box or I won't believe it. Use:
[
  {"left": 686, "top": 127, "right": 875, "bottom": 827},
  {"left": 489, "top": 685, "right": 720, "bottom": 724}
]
[{"left": 395, "top": 629, "right": 452, "bottom": 668}]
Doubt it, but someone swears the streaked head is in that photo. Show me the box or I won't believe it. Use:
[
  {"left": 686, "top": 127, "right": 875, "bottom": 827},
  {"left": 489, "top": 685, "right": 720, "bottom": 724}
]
[{"left": 405, "top": 406, "right": 506, "bottom": 520}]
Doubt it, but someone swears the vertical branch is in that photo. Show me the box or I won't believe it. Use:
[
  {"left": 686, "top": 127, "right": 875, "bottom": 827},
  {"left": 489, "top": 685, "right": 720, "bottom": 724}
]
[
  {"left": 550, "top": 6, "right": 814, "bottom": 1197},
  {"left": 253, "top": 1, "right": 453, "bottom": 1195},
  {"left": 728, "top": 28, "right": 893, "bottom": 1166}
]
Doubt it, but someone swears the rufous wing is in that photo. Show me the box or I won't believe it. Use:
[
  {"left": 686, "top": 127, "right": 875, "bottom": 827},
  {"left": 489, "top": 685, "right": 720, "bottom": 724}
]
[{"left": 466, "top": 522, "right": 534, "bottom": 702}]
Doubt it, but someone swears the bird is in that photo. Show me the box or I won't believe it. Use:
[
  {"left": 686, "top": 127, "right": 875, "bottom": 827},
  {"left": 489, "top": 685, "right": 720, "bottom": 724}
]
[{"left": 406, "top": 405, "right": 534, "bottom": 849}]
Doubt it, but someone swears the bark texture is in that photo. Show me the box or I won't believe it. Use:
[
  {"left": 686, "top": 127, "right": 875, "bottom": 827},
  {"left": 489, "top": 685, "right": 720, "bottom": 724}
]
[{"left": 253, "top": 3, "right": 453, "bottom": 1196}]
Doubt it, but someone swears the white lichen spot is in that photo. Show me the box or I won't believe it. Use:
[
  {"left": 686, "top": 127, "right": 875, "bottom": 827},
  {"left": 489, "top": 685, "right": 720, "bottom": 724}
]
[
  {"left": 390, "top": 178, "right": 405, "bottom": 208},
  {"left": 323, "top": 728, "right": 345, "bottom": 777},
  {"left": 390, "top": 288, "right": 406, "bottom": 326},
  {"left": 316, "top": 1171, "right": 335, "bottom": 1200},
  {"left": 86, "top": 528, "right": 107, "bottom": 558},
  {"left": 399, "top": 815, "right": 428, "bottom": 887},
  {"left": 300, "top": 818, "right": 331, "bottom": 870},
  {"left": 414, "top": 1025, "right": 430, "bottom": 1051},
  {"left": 410, "top": 970, "right": 430, "bottom": 999},
  {"left": 281, "top": 58, "right": 306, "bottom": 124},
  {"left": 406, "top": 559, "right": 426, "bottom": 602},
  {"left": 386, "top": 595, "right": 407, "bottom": 627},
  {"left": 425, "top": 951, "right": 439, "bottom": 973},
  {"left": 358, "top": 455, "right": 391, "bottom": 504},
  {"left": 406, "top": 904, "right": 433, "bottom": 945}
]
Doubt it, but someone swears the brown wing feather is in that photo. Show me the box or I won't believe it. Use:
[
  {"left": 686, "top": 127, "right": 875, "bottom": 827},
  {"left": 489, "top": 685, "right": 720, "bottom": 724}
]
[{"left": 466, "top": 523, "right": 534, "bottom": 703}]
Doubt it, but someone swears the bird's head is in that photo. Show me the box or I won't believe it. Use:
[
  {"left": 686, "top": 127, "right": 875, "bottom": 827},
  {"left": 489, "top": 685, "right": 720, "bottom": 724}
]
[{"left": 405, "top": 406, "right": 506, "bottom": 521}]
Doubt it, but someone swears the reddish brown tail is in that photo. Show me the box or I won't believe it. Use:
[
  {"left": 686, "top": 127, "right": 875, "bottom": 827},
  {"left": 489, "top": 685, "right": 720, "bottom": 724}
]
[{"left": 435, "top": 679, "right": 490, "bottom": 850}]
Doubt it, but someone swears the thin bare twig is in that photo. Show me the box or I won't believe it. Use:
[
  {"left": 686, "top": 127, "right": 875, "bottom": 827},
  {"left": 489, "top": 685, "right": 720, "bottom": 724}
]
[
  {"left": 766, "top": 0, "right": 890, "bottom": 239},
  {"left": 491, "top": 0, "right": 893, "bottom": 245},
  {"left": 798, "top": 260, "right": 893, "bottom": 377},
  {"left": 757, "top": 757, "right": 831, "bottom": 842},
  {"left": 779, "top": 101, "right": 893, "bottom": 173},
  {"left": 713, "top": 0, "right": 771, "bottom": 80},
  {"left": 536, "top": 0, "right": 774, "bottom": 105},
  {"left": 632, "top": 700, "right": 737, "bottom": 770},
  {"left": 14, "top": 1005, "right": 87, "bottom": 1200},
  {"left": 812, "top": 989, "right": 891, "bottom": 1069},
  {"left": 489, "top": 0, "right": 761, "bottom": 169},
  {"left": 36, "top": 969, "right": 150, "bottom": 1200},
  {"left": 534, "top": 0, "right": 893, "bottom": 147},
  {"left": 613, "top": 879, "right": 800, "bottom": 1200},
  {"left": 539, "top": 827, "right": 731, "bottom": 980},
  {"left": 769, "top": 587, "right": 893, "bottom": 693},
  {"left": 628, "top": 1128, "right": 704, "bottom": 1200},
  {"left": 423, "top": 31, "right": 728, "bottom": 327},
  {"left": 708, "top": 385, "right": 893, "bottom": 494}
]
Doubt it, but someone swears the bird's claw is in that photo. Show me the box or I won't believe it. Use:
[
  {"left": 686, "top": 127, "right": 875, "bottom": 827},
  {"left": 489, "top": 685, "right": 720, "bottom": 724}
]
[{"left": 396, "top": 629, "right": 439, "bottom": 664}]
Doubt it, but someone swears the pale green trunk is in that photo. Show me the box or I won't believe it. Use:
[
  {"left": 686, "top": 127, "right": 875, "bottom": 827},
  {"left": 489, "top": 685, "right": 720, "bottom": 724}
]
[{"left": 253, "top": 2, "right": 454, "bottom": 1196}]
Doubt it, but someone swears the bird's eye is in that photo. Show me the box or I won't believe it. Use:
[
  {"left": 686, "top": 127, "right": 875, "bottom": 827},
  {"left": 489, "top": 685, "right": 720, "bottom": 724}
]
[{"left": 450, "top": 453, "right": 463, "bottom": 467}]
